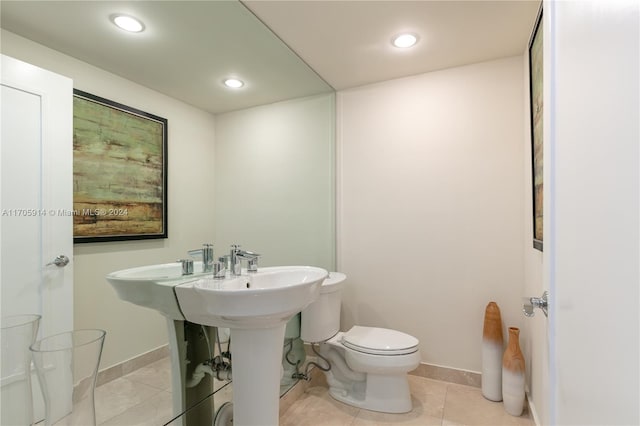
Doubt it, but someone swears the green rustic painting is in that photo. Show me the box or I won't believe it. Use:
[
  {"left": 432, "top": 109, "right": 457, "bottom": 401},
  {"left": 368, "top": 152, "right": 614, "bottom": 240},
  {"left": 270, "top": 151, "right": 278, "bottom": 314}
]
[
  {"left": 73, "top": 90, "right": 167, "bottom": 242},
  {"left": 529, "top": 6, "right": 543, "bottom": 251}
]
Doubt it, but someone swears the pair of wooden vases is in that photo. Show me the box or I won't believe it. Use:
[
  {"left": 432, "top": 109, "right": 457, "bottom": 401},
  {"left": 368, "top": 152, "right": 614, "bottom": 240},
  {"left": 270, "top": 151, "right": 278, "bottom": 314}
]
[{"left": 482, "top": 301, "right": 525, "bottom": 416}]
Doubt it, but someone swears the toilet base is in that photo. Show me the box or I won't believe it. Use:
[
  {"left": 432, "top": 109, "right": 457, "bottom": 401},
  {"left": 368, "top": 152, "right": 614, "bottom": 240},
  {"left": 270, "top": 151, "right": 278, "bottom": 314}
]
[{"left": 327, "top": 372, "right": 413, "bottom": 414}]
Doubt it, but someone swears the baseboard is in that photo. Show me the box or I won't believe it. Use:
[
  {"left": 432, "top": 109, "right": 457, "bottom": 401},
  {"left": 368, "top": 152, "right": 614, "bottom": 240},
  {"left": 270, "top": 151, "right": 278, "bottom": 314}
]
[
  {"left": 96, "top": 344, "right": 169, "bottom": 387},
  {"left": 409, "top": 362, "right": 482, "bottom": 388},
  {"left": 526, "top": 392, "right": 541, "bottom": 426}
]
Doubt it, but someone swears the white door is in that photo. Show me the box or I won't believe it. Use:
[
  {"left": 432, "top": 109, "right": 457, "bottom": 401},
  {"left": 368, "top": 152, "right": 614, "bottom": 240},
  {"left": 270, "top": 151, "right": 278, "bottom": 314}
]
[
  {"left": 1, "top": 55, "right": 74, "bottom": 422},
  {"left": 546, "top": 1, "right": 639, "bottom": 425}
]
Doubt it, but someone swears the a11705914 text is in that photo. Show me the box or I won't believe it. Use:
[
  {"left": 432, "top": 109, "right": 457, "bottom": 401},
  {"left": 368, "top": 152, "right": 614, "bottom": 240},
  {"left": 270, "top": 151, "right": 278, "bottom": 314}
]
[{"left": 1, "top": 208, "right": 129, "bottom": 217}]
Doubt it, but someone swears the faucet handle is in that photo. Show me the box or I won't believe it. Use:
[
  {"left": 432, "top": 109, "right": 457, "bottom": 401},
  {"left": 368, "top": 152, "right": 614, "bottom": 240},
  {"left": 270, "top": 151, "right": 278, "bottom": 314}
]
[
  {"left": 220, "top": 255, "right": 231, "bottom": 270},
  {"left": 177, "top": 259, "right": 194, "bottom": 275},
  {"left": 212, "top": 261, "right": 226, "bottom": 279},
  {"left": 247, "top": 258, "right": 259, "bottom": 273}
]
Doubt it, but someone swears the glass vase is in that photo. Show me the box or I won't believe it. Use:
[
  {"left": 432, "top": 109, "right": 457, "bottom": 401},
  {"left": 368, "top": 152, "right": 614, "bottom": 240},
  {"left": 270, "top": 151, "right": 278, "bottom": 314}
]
[
  {"left": 30, "top": 329, "right": 106, "bottom": 426},
  {"left": 1, "top": 314, "right": 41, "bottom": 425}
]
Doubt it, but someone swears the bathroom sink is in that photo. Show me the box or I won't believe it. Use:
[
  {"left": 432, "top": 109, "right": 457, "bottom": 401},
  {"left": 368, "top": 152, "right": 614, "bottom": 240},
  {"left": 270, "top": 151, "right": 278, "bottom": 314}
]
[
  {"left": 110, "top": 263, "right": 327, "bottom": 426},
  {"left": 174, "top": 266, "right": 328, "bottom": 328},
  {"left": 106, "top": 261, "right": 211, "bottom": 320},
  {"left": 174, "top": 265, "right": 327, "bottom": 425}
]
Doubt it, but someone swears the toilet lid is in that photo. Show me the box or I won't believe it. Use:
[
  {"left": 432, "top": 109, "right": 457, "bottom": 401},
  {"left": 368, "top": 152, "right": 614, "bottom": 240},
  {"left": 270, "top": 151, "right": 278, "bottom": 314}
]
[{"left": 341, "top": 326, "right": 419, "bottom": 355}]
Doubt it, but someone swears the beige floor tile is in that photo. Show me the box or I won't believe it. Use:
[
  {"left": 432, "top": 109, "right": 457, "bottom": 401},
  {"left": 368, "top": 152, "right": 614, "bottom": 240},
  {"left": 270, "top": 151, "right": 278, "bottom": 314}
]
[
  {"left": 280, "top": 386, "right": 359, "bottom": 426},
  {"left": 408, "top": 375, "right": 448, "bottom": 419},
  {"left": 95, "top": 378, "right": 163, "bottom": 424},
  {"left": 98, "top": 376, "right": 164, "bottom": 397},
  {"left": 442, "top": 383, "right": 534, "bottom": 426},
  {"left": 351, "top": 398, "right": 442, "bottom": 426},
  {"left": 149, "top": 356, "right": 171, "bottom": 371},
  {"left": 123, "top": 358, "right": 172, "bottom": 391},
  {"left": 99, "top": 390, "right": 173, "bottom": 426},
  {"left": 335, "top": 377, "right": 446, "bottom": 426}
]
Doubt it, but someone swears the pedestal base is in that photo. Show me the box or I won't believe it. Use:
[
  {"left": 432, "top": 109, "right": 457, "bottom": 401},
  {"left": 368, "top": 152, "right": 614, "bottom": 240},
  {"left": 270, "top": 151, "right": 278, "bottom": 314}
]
[
  {"left": 166, "top": 319, "right": 217, "bottom": 426},
  {"left": 230, "top": 325, "right": 287, "bottom": 426}
]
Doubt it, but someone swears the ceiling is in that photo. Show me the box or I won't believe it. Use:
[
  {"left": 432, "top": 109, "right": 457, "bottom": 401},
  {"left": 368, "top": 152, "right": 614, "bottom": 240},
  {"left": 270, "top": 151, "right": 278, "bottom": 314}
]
[
  {"left": 244, "top": 1, "right": 541, "bottom": 90},
  {"left": 1, "top": 1, "right": 540, "bottom": 114}
]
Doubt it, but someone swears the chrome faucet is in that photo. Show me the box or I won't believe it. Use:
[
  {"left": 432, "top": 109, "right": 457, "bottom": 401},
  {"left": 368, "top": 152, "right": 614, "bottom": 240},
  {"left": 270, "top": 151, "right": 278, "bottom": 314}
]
[
  {"left": 188, "top": 244, "right": 215, "bottom": 272},
  {"left": 229, "top": 244, "right": 261, "bottom": 275}
]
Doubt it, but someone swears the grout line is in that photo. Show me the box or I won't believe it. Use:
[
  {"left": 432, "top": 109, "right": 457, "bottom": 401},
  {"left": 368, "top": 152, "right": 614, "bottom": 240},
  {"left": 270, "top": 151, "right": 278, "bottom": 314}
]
[
  {"left": 349, "top": 408, "right": 360, "bottom": 425},
  {"left": 441, "top": 383, "right": 450, "bottom": 426}
]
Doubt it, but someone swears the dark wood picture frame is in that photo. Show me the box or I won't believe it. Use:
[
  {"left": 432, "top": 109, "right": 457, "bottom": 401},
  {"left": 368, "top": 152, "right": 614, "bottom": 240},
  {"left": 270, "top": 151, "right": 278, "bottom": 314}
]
[
  {"left": 72, "top": 89, "right": 168, "bottom": 243},
  {"left": 528, "top": 4, "right": 543, "bottom": 251}
]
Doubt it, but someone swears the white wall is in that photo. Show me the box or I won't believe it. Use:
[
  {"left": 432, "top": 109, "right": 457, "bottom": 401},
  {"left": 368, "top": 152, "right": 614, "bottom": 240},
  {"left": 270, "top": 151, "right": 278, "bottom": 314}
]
[
  {"left": 214, "top": 94, "right": 335, "bottom": 270},
  {"left": 337, "top": 56, "right": 525, "bottom": 372},
  {"left": 1, "top": 30, "right": 217, "bottom": 369}
]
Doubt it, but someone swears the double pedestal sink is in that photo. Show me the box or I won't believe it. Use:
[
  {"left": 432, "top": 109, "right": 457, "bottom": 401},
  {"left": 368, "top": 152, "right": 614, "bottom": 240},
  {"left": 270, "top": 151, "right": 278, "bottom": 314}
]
[{"left": 107, "top": 263, "right": 327, "bottom": 426}]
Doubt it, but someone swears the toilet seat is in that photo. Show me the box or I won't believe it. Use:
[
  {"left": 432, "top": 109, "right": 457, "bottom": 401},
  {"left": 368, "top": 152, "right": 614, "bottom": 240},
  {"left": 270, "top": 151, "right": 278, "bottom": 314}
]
[{"left": 341, "top": 326, "right": 419, "bottom": 356}]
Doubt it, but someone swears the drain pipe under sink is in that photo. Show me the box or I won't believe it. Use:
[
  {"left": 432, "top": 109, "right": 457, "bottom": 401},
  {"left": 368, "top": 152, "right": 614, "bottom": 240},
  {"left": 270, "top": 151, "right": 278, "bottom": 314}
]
[{"left": 186, "top": 362, "right": 232, "bottom": 388}]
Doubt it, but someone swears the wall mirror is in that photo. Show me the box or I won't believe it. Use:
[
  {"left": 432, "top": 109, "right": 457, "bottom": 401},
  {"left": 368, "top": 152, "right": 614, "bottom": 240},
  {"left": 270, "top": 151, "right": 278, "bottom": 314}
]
[{"left": 1, "top": 0, "right": 336, "bottom": 417}]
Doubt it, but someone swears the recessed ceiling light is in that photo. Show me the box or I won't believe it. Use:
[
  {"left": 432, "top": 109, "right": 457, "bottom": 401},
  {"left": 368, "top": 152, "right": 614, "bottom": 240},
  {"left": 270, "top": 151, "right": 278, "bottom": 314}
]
[
  {"left": 224, "top": 78, "right": 244, "bottom": 89},
  {"left": 392, "top": 33, "right": 418, "bottom": 48},
  {"left": 110, "top": 14, "right": 145, "bottom": 33}
]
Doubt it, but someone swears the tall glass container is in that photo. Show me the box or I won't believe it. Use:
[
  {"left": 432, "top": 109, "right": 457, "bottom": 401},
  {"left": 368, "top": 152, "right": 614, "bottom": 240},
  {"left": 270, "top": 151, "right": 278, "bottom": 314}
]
[
  {"left": 1, "top": 314, "right": 41, "bottom": 425},
  {"left": 30, "top": 329, "right": 105, "bottom": 426}
]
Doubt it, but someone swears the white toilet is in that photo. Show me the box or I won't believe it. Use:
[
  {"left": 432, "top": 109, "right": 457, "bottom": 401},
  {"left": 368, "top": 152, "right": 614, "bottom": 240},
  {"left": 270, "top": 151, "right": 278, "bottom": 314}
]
[{"left": 301, "top": 272, "right": 420, "bottom": 413}]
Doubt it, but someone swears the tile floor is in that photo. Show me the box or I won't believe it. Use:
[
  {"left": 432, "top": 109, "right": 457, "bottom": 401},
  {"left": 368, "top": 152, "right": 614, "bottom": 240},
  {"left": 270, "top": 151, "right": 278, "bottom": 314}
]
[
  {"left": 95, "top": 356, "right": 534, "bottom": 426},
  {"left": 95, "top": 356, "right": 173, "bottom": 425},
  {"left": 280, "top": 376, "right": 535, "bottom": 426},
  {"left": 94, "top": 357, "right": 232, "bottom": 426}
]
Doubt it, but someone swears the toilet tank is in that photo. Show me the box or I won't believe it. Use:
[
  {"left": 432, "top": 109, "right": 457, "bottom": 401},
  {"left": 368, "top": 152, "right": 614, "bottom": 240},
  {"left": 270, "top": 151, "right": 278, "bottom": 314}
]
[{"left": 300, "top": 272, "right": 346, "bottom": 343}]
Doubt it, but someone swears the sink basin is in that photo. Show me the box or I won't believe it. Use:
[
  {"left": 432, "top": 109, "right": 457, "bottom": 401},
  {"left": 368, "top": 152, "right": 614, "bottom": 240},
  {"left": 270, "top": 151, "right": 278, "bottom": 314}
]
[
  {"left": 175, "top": 266, "right": 328, "bottom": 328},
  {"left": 175, "top": 265, "right": 327, "bottom": 425},
  {"left": 106, "top": 261, "right": 211, "bottom": 320}
]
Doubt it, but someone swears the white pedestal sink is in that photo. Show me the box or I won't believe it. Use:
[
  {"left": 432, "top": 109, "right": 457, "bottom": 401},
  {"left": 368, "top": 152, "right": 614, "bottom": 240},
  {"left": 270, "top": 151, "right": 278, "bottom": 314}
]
[
  {"left": 106, "top": 261, "right": 211, "bottom": 320},
  {"left": 106, "top": 261, "right": 219, "bottom": 425},
  {"left": 175, "top": 266, "right": 328, "bottom": 426}
]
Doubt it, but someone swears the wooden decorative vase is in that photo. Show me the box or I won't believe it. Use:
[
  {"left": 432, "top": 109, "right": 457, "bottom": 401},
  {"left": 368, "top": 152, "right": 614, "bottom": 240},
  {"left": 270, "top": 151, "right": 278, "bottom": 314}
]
[
  {"left": 502, "top": 327, "right": 526, "bottom": 416},
  {"left": 481, "top": 301, "right": 504, "bottom": 401}
]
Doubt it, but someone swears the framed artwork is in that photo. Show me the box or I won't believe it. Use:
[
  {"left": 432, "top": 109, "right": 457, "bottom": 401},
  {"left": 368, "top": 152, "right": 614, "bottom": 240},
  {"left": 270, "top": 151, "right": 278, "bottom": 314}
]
[
  {"left": 528, "top": 4, "right": 543, "bottom": 251},
  {"left": 72, "top": 89, "right": 168, "bottom": 243}
]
